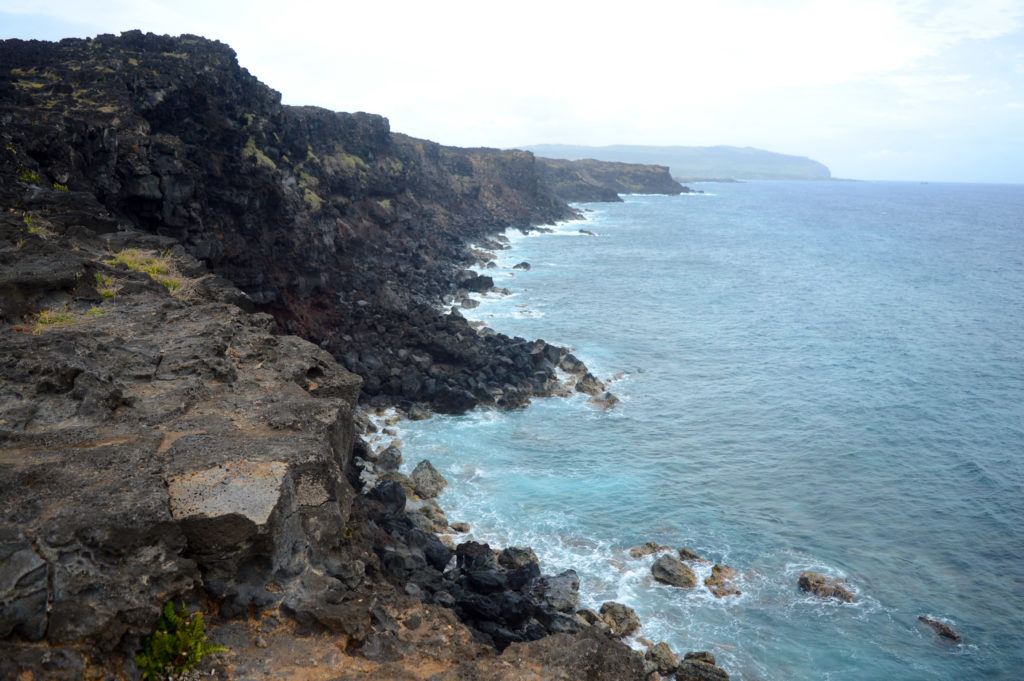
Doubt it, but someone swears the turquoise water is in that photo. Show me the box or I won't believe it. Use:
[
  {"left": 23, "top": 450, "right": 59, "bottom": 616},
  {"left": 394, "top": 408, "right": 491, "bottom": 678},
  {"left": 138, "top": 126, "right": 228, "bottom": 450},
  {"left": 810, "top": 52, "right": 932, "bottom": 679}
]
[{"left": 395, "top": 182, "right": 1024, "bottom": 680}]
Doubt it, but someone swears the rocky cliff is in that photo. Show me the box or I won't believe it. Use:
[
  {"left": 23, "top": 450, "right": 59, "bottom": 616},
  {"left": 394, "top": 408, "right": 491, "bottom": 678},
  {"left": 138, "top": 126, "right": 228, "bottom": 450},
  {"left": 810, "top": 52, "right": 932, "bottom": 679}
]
[
  {"left": 1, "top": 31, "right": 587, "bottom": 414},
  {"left": 0, "top": 189, "right": 648, "bottom": 678},
  {"left": 534, "top": 157, "right": 687, "bottom": 202},
  {"left": 0, "top": 31, "right": 684, "bottom": 681}
]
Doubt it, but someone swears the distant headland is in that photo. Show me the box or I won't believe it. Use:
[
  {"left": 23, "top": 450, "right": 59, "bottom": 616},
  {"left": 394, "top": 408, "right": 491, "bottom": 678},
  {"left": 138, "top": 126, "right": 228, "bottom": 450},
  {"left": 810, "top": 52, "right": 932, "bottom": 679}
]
[{"left": 521, "top": 144, "right": 833, "bottom": 182}]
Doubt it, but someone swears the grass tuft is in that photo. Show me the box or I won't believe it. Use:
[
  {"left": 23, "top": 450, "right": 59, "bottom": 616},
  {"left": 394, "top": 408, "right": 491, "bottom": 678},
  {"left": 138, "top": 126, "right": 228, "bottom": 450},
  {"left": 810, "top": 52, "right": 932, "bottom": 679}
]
[
  {"left": 106, "top": 250, "right": 182, "bottom": 295},
  {"left": 33, "top": 309, "right": 74, "bottom": 333}
]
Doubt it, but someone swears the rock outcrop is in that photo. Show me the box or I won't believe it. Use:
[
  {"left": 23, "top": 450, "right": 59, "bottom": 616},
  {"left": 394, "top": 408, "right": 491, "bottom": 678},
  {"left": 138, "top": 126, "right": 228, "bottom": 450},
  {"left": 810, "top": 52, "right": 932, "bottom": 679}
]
[
  {"left": 798, "top": 571, "right": 856, "bottom": 603},
  {"left": 534, "top": 156, "right": 688, "bottom": 202},
  {"left": 652, "top": 554, "right": 698, "bottom": 588},
  {"left": 0, "top": 187, "right": 365, "bottom": 674},
  {"left": 0, "top": 170, "right": 647, "bottom": 679},
  {"left": 918, "top": 615, "right": 962, "bottom": 642},
  {"left": 704, "top": 564, "right": 741, "bottom": 598}
]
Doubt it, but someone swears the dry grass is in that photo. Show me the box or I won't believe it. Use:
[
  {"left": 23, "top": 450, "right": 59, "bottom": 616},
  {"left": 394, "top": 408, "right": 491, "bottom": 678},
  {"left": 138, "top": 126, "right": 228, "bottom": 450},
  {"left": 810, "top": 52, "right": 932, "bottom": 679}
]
[{"left": 106, "top": 249, "right": 183, "bottom": 293}]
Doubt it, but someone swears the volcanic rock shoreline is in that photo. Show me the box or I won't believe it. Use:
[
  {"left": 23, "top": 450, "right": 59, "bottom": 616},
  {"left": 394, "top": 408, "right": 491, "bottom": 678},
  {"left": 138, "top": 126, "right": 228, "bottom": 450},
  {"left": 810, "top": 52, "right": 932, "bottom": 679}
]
[
  {"left": 0, "top": 31, "right": 708, "bottom": 680},
  {"left": 0, "top": 30, "right": 686, "bottom": 416}
]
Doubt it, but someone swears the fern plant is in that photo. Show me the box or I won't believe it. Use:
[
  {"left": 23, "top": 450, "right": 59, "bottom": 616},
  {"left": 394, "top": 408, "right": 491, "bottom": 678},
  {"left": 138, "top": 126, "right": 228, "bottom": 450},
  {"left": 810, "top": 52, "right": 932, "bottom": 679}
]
[{"left": 136, "top": 601, "right": 227, "bottom": 680}]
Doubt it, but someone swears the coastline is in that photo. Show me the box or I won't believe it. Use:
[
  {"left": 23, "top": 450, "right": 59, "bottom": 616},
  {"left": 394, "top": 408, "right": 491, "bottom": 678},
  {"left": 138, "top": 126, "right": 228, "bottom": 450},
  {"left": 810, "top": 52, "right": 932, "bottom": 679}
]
[{"left": 369, "top": 209, "right": 737, "bottom": 669}]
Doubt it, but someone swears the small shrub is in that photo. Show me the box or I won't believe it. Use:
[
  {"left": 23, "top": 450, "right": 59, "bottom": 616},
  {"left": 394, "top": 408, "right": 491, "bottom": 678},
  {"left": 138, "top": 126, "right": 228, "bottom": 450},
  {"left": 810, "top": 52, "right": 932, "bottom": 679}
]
[
  {"left": 159, "top": 277, "right": 182, "bottom": 292},
  {"left": 53, "top": 182, "right": 69, "bottom": 191},
  {"left": 135, "top": 601, "right": 226, "bottom": 681},
  {"left": 95, "top": 272, "right": 117, "bottom": 298},
  {"left": 85, "top": 307, "right": 105, "bottom": 317},
  {"left": 17, "top": 167, "right": 40, "bottom": 184}
]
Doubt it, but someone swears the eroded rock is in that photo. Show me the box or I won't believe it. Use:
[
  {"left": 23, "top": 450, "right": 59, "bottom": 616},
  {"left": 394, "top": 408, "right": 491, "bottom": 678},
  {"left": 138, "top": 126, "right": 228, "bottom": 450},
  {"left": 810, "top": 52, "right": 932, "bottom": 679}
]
[
  {"left": 600, "top": 601, "right": 641, "bottom": 639},
  {"left": 410, "top": 459, "right": 448, "bottom": 499},
  {"left": 918, "top": 615, "right": 962, "bottom": 642},
  {"left": 704, "top": 564, "right": 741, "bottom": 598},
  {"left": 652, "top": 555, "right": 697, "bottom": 588},
  {"left": 798, "top": 571, "right": 856, "bottom": 603},
  {"left": 676, "top": 652, "right": 730, "bottom": 681}
]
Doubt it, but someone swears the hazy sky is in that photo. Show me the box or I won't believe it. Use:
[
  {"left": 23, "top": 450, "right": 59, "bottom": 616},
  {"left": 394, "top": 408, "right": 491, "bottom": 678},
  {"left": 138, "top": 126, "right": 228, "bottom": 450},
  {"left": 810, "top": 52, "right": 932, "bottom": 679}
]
[{"left": 4, "top": 1, "right": 1023, "bottom": 182}]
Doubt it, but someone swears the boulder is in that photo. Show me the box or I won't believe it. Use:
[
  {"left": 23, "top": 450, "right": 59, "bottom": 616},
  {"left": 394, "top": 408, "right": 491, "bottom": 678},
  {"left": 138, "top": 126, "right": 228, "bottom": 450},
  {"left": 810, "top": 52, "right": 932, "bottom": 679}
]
[
  {"left": 376, "top": 445, "right": 403, "bottom": 472},
  {"left": 797, "top": 571, "right": 856, "bottom": 603},
  {"left": 533, "top": 570, "right": 580, "bottom": 613},
  {"left": 513, "top": 262, "right": 531, "bottom": 270},
  {"left": 574, "top": 608, "right": 609, "bottom": 634},
  {"left": 652, "top": 555, "right": 697, "bottom": 588},
  {"left": 599, "top": 601, "right": 641, "bottom": 638},
  {"left": 410, "top": 459, "right": 448, "bottom": 499},
  {"left": 703, "top": 564, "right": 741, "bottom": 598},
  {"left": 918, "top": 615, "right": 962, "bottom": 642},
  {"left": 558, "top": 353, "right": 586, "bottom": 374},
  {"left": 498, "top": 546, "right": 539, "bottom": 570},
  {"left": 676, "top": 652, "right": 729, "bottom": 681},
  {"left": 575, "top": 372, "right": 604, "bottom": 396},
  {"left": 645, "top": 641, "right": 680, "bottom": 676}
]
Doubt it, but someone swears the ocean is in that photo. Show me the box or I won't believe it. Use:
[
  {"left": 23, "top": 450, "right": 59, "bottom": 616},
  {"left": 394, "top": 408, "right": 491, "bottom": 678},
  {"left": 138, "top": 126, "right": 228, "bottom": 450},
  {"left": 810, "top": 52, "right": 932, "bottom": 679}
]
[{"left": 386, "top": 181, "right": 1024, "bottom": 680}]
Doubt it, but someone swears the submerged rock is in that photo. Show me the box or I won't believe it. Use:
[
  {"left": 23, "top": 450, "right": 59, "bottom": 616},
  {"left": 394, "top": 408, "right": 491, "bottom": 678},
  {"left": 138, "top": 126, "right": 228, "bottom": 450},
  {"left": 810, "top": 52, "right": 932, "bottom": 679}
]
[
  {"left": 918, "top": 615, "right": 962, "bottom": 642},
  {"left": 652, "top": 555, "right": 697, "bottom": 588},
  {"left": 629, "top": 541, "right": 670, "bottom": 559},
  {"left": 678, "top": 547, "right": 708, "bottom": 563},
  {"left": 704, "top": 564, "right": 741, "bottom": 598},
  {"left": 798, "top": 571, "right": 856, "bottom": 603},
  {"left": 589, "top": 391, "right": 620, "bottom": 409}
]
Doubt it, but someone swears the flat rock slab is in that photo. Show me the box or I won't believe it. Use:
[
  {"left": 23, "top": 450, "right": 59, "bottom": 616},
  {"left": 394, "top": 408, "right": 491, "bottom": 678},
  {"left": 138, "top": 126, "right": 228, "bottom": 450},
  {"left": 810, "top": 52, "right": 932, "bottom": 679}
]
[{"left": 168, "top": 460, "right": 288, "bottom": 525}]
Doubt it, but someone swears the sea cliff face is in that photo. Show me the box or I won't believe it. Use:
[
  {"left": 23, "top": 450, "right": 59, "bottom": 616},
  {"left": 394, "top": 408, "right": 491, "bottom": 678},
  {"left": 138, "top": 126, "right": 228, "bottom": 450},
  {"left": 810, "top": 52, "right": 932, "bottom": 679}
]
[
  {"left": 1, "top": 31, "right": 584, "bottom": 414},
  {"left": 0, "top": 31, "right": 681, "bottom": 681},
  {"left": 534, "top": 157, "right": 688, "bottom": 202}
]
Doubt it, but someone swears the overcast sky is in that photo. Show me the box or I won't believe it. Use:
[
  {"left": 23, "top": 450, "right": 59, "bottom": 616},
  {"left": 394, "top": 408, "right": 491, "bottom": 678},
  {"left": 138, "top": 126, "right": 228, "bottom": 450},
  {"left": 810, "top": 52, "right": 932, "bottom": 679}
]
[{"left": 3, "top": 0, "right": 1023, "bottom": 182}]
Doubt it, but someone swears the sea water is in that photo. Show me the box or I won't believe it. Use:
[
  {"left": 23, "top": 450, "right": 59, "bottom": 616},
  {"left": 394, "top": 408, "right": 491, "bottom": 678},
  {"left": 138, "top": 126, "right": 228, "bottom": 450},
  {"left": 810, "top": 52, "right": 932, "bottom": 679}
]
[{"left": 392, "top": 181, "right": 1024, "bottom": 680}]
